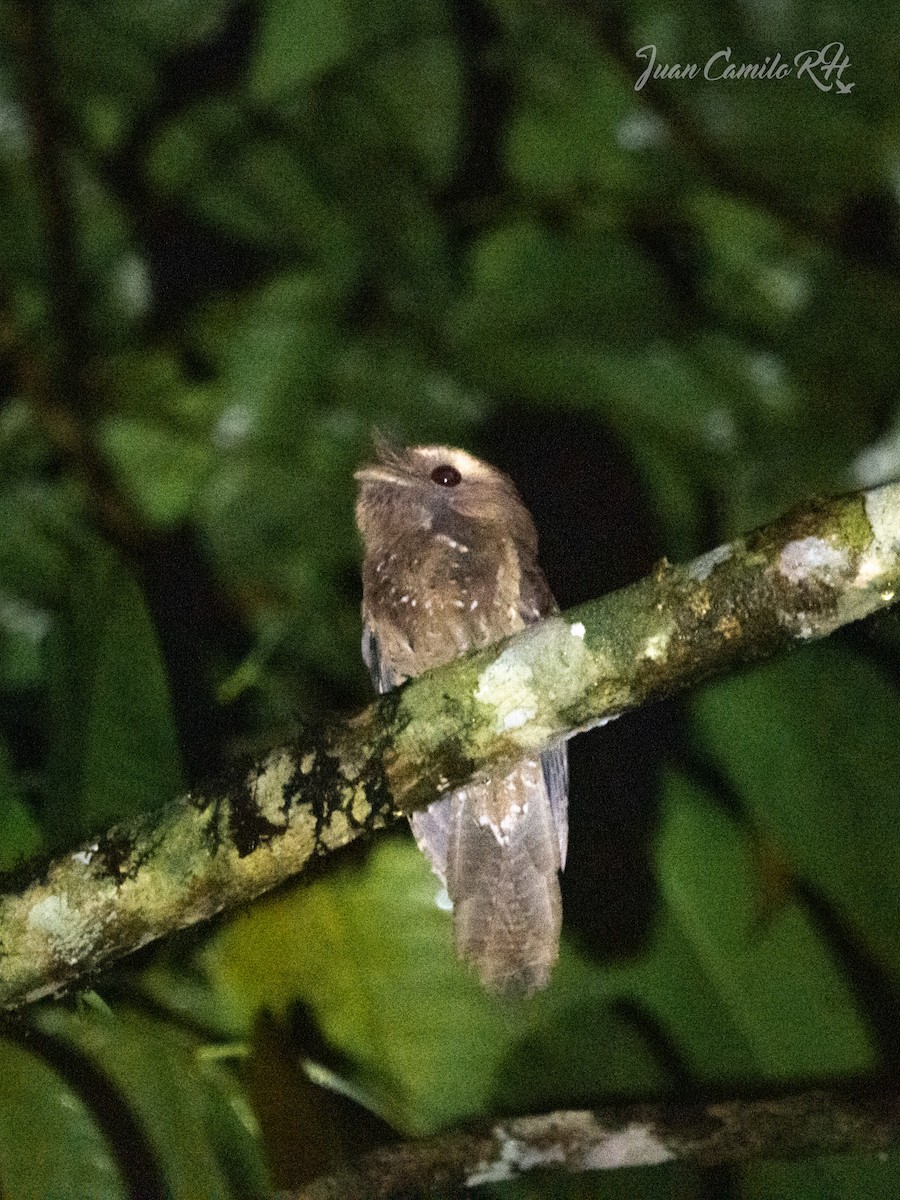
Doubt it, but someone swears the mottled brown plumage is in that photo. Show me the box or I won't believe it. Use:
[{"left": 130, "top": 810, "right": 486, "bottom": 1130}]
[{"left": 355, "top": 439, "right": 568, "bottom": 994}]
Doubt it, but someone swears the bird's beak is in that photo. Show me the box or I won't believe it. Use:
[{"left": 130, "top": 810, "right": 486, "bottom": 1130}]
[
  {"left": 355, "top": 465, "right": 390, "bottom": 483},
  {"left": 353, "top": 465, "right": 413, "bottom": 486}
]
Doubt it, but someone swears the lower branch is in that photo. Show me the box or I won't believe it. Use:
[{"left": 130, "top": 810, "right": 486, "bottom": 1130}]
[
  {"left": 1, "top": 483, "right": 899, "bottom": 1008},
  {"left": 286, "top": 1085, "right": 900, "bottom": 1199}
]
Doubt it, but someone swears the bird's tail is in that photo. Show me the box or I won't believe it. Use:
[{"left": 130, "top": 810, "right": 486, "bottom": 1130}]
[{"left": 445, "top": 759, "right": 563, "bottom": 995}]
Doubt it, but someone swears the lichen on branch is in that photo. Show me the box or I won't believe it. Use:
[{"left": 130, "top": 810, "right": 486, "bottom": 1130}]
[{"left": 291, "top": 1085, "right": 900, "bottom": 1198}]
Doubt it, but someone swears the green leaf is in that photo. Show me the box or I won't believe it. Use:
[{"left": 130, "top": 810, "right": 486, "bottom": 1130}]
[
  {"left": 0, "top": 735, "right": 45, "bottom": 872},
  {"left": 743, "top": 1149, "right": 900, "bottom": 1200},
  {"left": 447, "top": 222, "right": 667, "bottom": 406},
  {"left": 148, "top": 102, "right": 361, "bottom": 277},
  {"left": 213, "top": 274, "right": 341, "bottom": 441},
  {"left": 101, "top": 0, "right": 235, "bottom": 51},
  {"left": 99, "top": 417, "right": 214, "bottom": 527},
  {"left": 459, "top": 220, "right": 665, "bottom": 347},
  {"left": 506, "top": 49, "right": 647, "bottom": 202},
  {"left": 657, "top": 772, "right": 873, "bottom": 1078},
  {"left": 695, "top": 642, "right": 900, "bottom": 991},
  {"left": 0, "top": 584, "right": 49, "bottom": 692},
  {"left": 34, "top": 1006, "right": 268, "bottom": 1200},
  {"left": 205, "top": 838, "right": 666, "bottom": 1134},
  {"left": 251, "top": 0, "right": 351, "bottom": 99},
  {"left": 370, "top": 36, "right": 461, "bottom": 186},
  {"left": 206, "top": 839, "right": 517, "bottom": 1132},
  {"left": 44, "top": 540, "right": 182, "bottom": 846},
  {"left": 691, "top": 190, "right": 803, "bottom": 333},
  {"left": 0, "top": 483, "right": 74, "bottom": 610},
  {"left": 0, "top": 1036, "right": 126, "bottom": 1200},
  {"left": 605, "top": 909, "right": 755, "bottom": 1085}
]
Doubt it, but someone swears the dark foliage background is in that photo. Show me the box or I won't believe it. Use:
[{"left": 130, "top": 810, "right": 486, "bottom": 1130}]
[{"left": 2, "top": 0, "right": 900, "bottom": 1195}]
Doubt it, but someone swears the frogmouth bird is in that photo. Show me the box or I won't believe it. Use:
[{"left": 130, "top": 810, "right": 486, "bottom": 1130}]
[{"left": 355, "top": 440, "right": 567, "bottom": 994}]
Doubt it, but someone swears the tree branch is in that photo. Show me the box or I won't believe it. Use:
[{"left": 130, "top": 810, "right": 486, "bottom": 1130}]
[
  {"left": 1, "top": 482, "right": 900, "bottom": 1009},
  {"left": 284, "top": 1085, "right": 900, "bottom": 1198}
]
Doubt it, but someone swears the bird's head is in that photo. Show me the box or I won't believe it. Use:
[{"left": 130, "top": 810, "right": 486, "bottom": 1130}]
[{"left": 354, "top": 437, "right": 537, "bottom": 554}]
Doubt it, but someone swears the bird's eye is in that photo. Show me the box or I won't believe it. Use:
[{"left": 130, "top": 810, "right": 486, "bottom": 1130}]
[{"left": 431, "top": 464, "right": 461, "bottom": 487}]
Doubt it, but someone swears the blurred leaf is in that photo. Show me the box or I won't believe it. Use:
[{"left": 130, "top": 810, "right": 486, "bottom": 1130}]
[
  {"left": 0, "top": 585, "right": 50, "bottom": 691},
  {"left": 131, "top": 957, "right": 248, "bottom": 1043},
  {"left": 96, "top": 350, "right": 219, "bottom": 525},
  {"left": 149, "top": 100, "right": 361, "bottom": 278},
  {"left": 692, "top": 191, "right": 807, "bottom": 335},
  {"left": 199, "top": 1053, "right": 270, "bottom": 1200},
  {"left": 251, "top": 0, "right": 351, "bottom": 99},
  {"left": 0, "top": 734, "right": 44, "bottom": 872},
  {"left": 0, "top": 1036, "right": 126, "bottom": 1200},
  {"left": 44, "top": 540, "right": 182, "bottom": 846},
  {"left": 98, "top": 349, "right": 220, "bottom": 429},
  {"left": 0, "top": 476, "right": 75, "bottom": 612},
  {"left": 100, "top": 417, "right": 214, "bottom": 526},
  {"left": 455, "top": 219, "right": 665, "bottom": 349},
  {"left": 505, "top": 34, "right": 653, "bottom": 202},
  {"left": 657, "top": 772, "right": 873, "bottom": 1077},
  {"left": 210, "top": 274, "right": 341, "bottom": 444},
  {"left": 71, "top": 164, "right": 151, "bottom": 337},
  {"left": 370, "top": 36, "right": 461, "bottom": 186},
  {"left": 447, "top": 222, "right": 668, "bottom": 408},
  {"left": 606, "top": 909, "right": 755, "bottom": 1083},
  {"left": 96, "top": 0, "right": 236, "bottom": 51},
  {"left": 35, "top": 1005, "right": 268, "bottom": 1200},
  {"left": 695, "top": 642, "right": 900, "bottom": 990},
  {"left": 0, "top": 138, "right": 45, "bottom": 306},
  {"left": 742, "top": 1149, "right": 900, "bottom": 1200},
  {"left": 626, "top": 437, "right": 703, "bottom": 558},
  {"left": 52, "top": 2, "right": 157, "bottom": 108}
]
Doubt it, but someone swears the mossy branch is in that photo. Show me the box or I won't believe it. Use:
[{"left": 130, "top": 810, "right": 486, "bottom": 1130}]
[{"left": 2, "top": 483, "right": 900, "bottom": 1009}]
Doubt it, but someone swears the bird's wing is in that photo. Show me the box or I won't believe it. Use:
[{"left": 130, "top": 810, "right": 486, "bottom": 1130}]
[
  {"left": 362, "top": 620, "right": 404, "bottom": 694},
  {"left": 410, "top": 803, "right": 452, "bottom": 885},
  {"left": 540, "top": 742, "right": 569, "bottom": 871},
  {"left": 518, "top": 558, "right": 570, "bottom": 872},
  {"left": 364, "top": 613, "right": 454, "bottom": 879}
]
